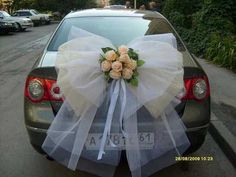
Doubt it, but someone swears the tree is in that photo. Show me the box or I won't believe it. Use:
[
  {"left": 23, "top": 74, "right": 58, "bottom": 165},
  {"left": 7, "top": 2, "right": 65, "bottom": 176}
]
[
  {"left": 110, "top": 0, "right": 125, "bottom": 5},
  {"left": 162, "top": 0, "right": 236, "bottom": 70},
  {"left": 190, "top": 0, "right": 235, "bottom": 54},
  {"left": 162, "top": 0, "right": 203, "bottom": 29},
  {"left": 110, "top": 0, "right": 164, "bottom": 9},
  {"left": 11, "top": 0, "right": 97, "bottom": 14}
]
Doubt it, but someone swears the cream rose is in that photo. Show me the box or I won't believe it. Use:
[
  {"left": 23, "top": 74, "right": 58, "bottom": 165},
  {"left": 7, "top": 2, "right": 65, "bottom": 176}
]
[
  {"left": 109, "top": 70, "right": 121, "bottom": 80},
  {"left": 124, "top": 59, "right": 137, "bottom": 70},
  {"left": 101, "top": 60, "right": 111, "bottom": 72},
  {"left": 118, "top": 45, "right": 129, "bottom": 55},
  {"left": 112, "top": 61, "right": 123, "bottom": 72},
  {"left": 122, "top": 68, "right": 133, "bottom": 79},
  {"left": 105, "top": 50, "right": 117, "bottom": 61},
  {"left": 118, "top": 54, "right": 130, "bottom": 63}
]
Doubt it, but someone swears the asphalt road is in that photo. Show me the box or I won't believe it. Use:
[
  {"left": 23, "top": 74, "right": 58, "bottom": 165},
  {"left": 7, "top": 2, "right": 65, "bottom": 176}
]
[{"left": 0, "top": 24, "right": 235, "bottom": 177}]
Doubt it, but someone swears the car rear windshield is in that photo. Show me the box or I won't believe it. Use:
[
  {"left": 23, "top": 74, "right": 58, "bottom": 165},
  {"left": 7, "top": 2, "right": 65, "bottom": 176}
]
[{"left": 48, "top": 17, "right": 185, "bottom": 51}]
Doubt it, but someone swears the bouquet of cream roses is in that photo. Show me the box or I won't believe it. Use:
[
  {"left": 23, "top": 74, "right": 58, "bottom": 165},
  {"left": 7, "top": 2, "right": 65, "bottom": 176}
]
[{"left": 100, "top": 45, "right": 145, "bottom": 86}]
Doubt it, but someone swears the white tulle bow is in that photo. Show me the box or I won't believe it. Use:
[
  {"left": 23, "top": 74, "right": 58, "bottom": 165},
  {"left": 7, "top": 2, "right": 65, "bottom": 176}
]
[{"left": 42, "top": 28, "right": 190, "bottom": 177}]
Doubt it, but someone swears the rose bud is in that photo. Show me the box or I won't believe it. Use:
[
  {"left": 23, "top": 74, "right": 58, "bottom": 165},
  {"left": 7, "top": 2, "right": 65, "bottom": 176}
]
[
  {"left": 118, "top": 45, "right": 129, "bottom": 55},
  {"left": 101, "top": 60, "right": 112, "bottom": 72},
  {"left": 105, "top": 50, "right": 117, "bottom": 61},
  {"left": 112, "top": 61, "right": 123, "bottom": 72},
  {"left": 124, "top": 59, "right": 137, "bottom": 70},
  {"left": 109, "top": 70, "right": 121, "bottom": 80},
  {"left": 119, "top": 54, "right": 130, "bottom": 63},
  {"left": 122, "top": 68, "right": 133, "bottom": 79}
]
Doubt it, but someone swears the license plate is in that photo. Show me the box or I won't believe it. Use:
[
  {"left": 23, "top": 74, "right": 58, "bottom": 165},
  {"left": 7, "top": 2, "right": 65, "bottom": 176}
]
[{"left": 85, "top": 132, "right": 154, "bottom": 150}]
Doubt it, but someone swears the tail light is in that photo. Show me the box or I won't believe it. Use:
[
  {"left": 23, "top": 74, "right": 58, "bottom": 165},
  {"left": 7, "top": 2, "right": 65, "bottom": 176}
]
[
  {"left": 24, "top": 76, "right": 63, "bottom": 103},
  {"left": 181, "top": 76, "right": 210, "bottom": 101}
]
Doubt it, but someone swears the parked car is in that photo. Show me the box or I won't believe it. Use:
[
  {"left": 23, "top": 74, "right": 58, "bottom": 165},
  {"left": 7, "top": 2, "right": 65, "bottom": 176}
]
[
  {"left": 12, "top": 9, "right": 50, "bottom": 26},
  {"left": 0, "top": 19, "right": 17, "bottom": 34},
  {"left": 31, "top": 9, "right": 53, "bottom": 22},
  {"left": 24, "top": 9, "right": 210, "bottom": 155},
  {"left": 104, "top": 5, "right": 126, "bottom": 9},
  {"left": 0, "top": 10, "right": 33, "bottom": 31}
]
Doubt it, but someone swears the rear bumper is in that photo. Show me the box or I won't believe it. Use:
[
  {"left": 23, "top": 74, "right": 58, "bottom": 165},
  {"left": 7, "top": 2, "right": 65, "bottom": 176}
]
[
  {"left": 26, "top": 123, "right": 209, "bottom": 155},
  {"left": 24, "top": 97, "right": 210, "bottom": 154}
]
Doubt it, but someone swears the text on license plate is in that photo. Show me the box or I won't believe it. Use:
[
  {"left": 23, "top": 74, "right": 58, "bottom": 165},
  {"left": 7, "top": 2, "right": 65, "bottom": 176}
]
[{"left": 85, "top": 132, "right": 154, "bottom": 150}]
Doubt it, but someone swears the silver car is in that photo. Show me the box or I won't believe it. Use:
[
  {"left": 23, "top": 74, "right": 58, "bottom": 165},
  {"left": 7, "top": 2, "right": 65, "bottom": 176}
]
[
  {"left": 24, "top": 9, "right": 210, "bottom": 156},
  {"left": 12, "top": 9, "right": 50, "bottom": 26},
  {"left": 0, "top": 11, "right": 33, "bottom": 31}
]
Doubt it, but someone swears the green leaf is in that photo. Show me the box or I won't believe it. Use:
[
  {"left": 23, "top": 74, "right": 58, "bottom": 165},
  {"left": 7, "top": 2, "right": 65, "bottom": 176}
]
[
  {"left": 129, "top": 48, "right": 134, "bottom": 52},
  {"left": 102, "top": 47, "right": 115, "bottom": 53},
  {"left": 130, "top": 78, "right": 138, "bottom": 87},
  {"left": 104, "top": 71, "right": 109, "bottom": 76},
  {"left": 99, "top": 55, "right": 106, "bottom": 63},
  {"left": 104, "top": 72, "right": 110, "bottom": 81},
  {"left": 128, "top": 49, "right": 139, "bottom": 60},
  {"left": 137, "top": 60, "right": 145, "bottom": 67},
  {"left": 133, "top": 70, "right": 139, "bottom": 77}
]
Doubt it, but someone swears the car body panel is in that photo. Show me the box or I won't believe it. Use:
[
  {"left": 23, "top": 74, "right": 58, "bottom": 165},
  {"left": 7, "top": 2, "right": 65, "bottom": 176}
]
[{"left": 24, "top": 9, "right": 211, "bottom": 154}]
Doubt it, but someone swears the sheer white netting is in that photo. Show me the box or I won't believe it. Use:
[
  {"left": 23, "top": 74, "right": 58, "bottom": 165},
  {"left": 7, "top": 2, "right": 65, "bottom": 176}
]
[{"left": 42, "top": 27, "right": 190, "bottom": 177}]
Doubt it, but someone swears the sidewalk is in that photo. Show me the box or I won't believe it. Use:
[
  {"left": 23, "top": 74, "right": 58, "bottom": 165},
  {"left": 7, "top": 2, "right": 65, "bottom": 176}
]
[
  {"left": 197, "top": 58, "right": 236, "bottom": 107},
  {"left": 197, "top": 58, "right": 236, "bottom": 136},
  {"left": 197, "top": 58, "right": 236, "bottom": 166}
]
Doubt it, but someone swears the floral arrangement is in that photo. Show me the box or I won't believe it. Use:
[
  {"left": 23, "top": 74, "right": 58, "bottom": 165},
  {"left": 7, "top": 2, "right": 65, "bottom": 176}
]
[{"left": 100, "top": 45, "right": 145, "bottom": 86}]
